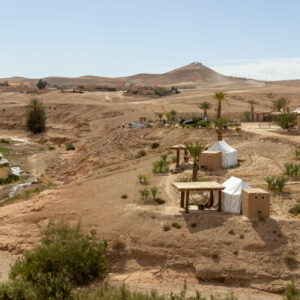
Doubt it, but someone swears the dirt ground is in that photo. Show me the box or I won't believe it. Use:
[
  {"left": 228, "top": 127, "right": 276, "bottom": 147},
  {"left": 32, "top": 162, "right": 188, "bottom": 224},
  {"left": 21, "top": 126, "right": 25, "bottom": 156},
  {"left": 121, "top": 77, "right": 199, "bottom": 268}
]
[{"left": 0, "top": 82, "right": 299, "bottom": 299}]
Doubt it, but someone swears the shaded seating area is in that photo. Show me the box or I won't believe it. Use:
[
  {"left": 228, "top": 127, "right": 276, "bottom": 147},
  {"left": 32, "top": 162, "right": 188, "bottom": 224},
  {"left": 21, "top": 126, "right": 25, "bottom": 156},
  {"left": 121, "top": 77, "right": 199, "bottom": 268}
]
[
  {"left": 170, "top": 144, "right": 188, "bottom": 169},
  {"left": 172, "top": 181, "right": 224, "bottom": 213}
]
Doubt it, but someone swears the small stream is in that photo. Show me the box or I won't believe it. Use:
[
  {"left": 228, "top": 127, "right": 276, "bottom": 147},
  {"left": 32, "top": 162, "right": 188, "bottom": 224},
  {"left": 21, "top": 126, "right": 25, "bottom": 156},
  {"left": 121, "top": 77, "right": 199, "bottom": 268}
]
[{"left": 0, "top": 138, "right": 38, "bottom": 203}]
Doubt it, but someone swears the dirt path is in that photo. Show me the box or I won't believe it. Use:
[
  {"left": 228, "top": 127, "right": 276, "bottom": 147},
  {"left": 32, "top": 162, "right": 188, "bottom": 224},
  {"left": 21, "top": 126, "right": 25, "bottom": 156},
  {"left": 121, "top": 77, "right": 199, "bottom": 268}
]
[{"left": 241, "top": 123, "right": 300, "bottom": 145}]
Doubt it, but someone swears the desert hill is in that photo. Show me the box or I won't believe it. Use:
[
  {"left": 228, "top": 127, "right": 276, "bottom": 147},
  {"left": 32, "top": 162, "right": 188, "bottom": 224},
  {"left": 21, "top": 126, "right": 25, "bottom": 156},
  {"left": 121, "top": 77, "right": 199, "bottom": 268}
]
[{"left": 0, "top": 62, "right": 261, "bottom": 88}]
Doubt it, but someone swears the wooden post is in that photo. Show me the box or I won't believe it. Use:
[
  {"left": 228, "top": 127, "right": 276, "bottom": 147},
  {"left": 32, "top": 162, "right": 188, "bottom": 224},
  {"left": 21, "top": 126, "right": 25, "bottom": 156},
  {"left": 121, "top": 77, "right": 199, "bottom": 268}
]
[
  {"left": 176, "top": 149, "right": 180, "bottom": 168},
  {"left": 185, "top": 190, "right": 190, "bottom": 213},
  {"left": 210, "top": 190, "right": 214, "bottom": 207},
  {"left": 218, "top": 190, "right": 222, "bottom": 211},
  {"left": 180, "top": 191, "right": 185, "bottom": 208}
]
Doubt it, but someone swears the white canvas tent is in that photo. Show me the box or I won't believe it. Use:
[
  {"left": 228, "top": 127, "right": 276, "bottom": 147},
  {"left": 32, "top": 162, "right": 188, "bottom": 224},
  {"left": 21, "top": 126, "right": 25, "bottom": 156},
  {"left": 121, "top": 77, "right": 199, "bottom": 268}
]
[
  {"left": 208, "top": 140, "right": 237, "bottom": 168},
  {"left": 221, "top": 176, "right": 250, "bottom": 214}
]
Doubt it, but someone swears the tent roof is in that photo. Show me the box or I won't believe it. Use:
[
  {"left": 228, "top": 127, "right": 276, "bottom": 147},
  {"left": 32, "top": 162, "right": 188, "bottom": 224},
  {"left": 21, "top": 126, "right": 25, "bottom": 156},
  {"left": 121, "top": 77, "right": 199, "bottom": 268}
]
[
  {"left": 222, "top": 176, "right": 250, "bottom": 195},
  {"left": 208, "top": 140, "right": 236, "bottom": 154}
]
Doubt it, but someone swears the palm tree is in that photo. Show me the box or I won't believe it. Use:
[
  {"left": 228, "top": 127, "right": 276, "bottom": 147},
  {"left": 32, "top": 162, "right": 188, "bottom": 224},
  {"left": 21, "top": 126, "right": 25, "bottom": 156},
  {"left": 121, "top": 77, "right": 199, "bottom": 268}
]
[
  {"left": 185, "top": 142, "right": 206, "bottom": 181},
  {"left": 213, "top": 118, "right": 228, "bottom": 141},
  {"left": 273, "top": 97, "right": 289, "bottom": 112},
  {"left": 199, "top": 101, "right": 211, "bottom": 119},
  {"left": 213, "top": 91, "right": 227, "bottom": 119},
  {"left": 170, "top": 110, "right": 177, "bottom": 121},
  {"left": 26, "top": 98, "right": 46, "bottom": 133},
  {"left": 164, "top": 112, "right": 172, "bottom": 123},
  {"left": 248, "top": 100, "right": 256, "bottom": 121},
  {"left": 155, "top": 112, "right": 164, "bottom": 122}
]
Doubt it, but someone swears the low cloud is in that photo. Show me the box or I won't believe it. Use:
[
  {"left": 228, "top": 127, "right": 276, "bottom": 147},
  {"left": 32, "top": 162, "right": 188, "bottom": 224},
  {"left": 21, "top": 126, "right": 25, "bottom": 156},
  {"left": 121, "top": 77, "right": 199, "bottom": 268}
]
[{"left": 211, "top": 58, "right": 300, "bottom": 81}]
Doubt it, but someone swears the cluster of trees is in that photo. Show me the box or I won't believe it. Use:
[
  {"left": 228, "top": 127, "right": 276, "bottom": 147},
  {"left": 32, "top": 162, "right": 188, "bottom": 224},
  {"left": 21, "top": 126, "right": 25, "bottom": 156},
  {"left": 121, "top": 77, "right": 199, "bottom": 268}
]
[{"left": 36, "top": 79, "right": 47, "bottom": 89}]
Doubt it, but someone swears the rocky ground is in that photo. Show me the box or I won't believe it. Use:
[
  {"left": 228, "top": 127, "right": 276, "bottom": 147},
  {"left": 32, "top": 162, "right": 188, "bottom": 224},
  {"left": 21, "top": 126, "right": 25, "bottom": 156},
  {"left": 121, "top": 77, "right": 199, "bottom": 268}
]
[{"left": 0, "top": 85, "right": 299, "bottom": 299}]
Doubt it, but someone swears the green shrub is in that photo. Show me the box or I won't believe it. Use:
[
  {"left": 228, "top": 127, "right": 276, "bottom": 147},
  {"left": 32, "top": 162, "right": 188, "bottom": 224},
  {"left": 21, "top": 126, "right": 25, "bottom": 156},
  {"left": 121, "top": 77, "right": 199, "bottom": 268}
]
[
  {"left": 8, "top": 220, "right": 106, "bottom": 299},
  {"left": 171, "top": 156, "right": 177, "bottom": 163},
  {"left": 66, "top": 142, "right": 75, "bottom": 151},
  {"left": 163, "top": 224, "right": 171, "bottom": 231},
  {"left": 191, "top": 223, "right": 197, "bottom": 228},
  {"left": 284, "top": 280, "right": 300, "bottom": 300},
  {"left": 265, "top": 176, "right": 276, "bottom": 191},
  {"left": 121, "top": 194, "right": 128, "bottom": 199},
  {"left": 296, "top": 150, "right": 300, "bottom": 160},
  {"left": 235, "top": 126, "right": 241, "bottom": 131},
  {"left": 154, "top": 88, "right": 169, "bottom": 97},
  {"left": 289, "top": 204, "right": 300, "bottom": 216},
  {"left": 240, "top": 234, "right": 245, "bottom": 239},
  {"left": 276, "top": 176, "right": 287, "bottom": 192},
  {"left": 48, "top": 146, "right": 55, "bottom": 151},
  {"left": 139, "top": 188, "right": 149, "bottom": 201},
  {"left": 152, "top": 155, "right": 169, "bottom": 174},
  {"left": 278, "top": 112, "right": 296, "bottom": 129},
  {"left": 172, "top": 222, "right": 182, "bottom": 229},
  {"left": 151, "top": 142, "right": 160, "bottom": 149},
  {"left": 233, "top": 251, "right": 238, "bottom": 256},
  {"left": 150, "top": 186, "right": 158, "bottom": 200},
  {"left": 285, "top": 163, "right": 300, "bottom": 177},
  {"left": 26, "top": 98, "right": 46, "bottom": 134},
  {"left": 0, "top": 279, "right": 38, "bottom": 300}
]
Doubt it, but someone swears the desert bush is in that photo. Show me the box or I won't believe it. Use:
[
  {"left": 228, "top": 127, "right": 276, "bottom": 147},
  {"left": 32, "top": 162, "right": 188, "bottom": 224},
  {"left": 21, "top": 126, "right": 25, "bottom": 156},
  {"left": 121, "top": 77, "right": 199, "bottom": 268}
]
[
  {"left": 66, "top": 142, "right": 75, "bottom": 151},
  {"left": 172, "top": 222, "right": 182, "bottom": 229},
  {"left": 242, "top": 111, "right": 251, "bottom": 122},
  {"left": 163, "top": 224, "right": 171, "bottom": 231},
  {"left": 121, "top": 194, "right": 128, "bottom": 199},
  {"left": 235, "top": 126, "right": 241, "bottom": 131},
  {"left": 152, "top": 158, "right": 169, "bottom": 174},
  {"left": 150, "top": 186, "right": 158, "bottom": 200},
  {"left": 228, "top": 229, "right": 235, "bottom": 235},
  {"left": 137, "top": 174, "right": 147, "bottom": 184},
  {"left": 233, "top": 251, "right": 239, "bottom": 256},
  {"left": 136, "top": 149, "right": 146, "bottom": 158},
  {"left": 171, "top": 86, "right": 180, "bottom": 94},
  {"left": 276, "top": 176, "right": 287, "bottom": 192},
  {"left": 191, "top": 223, "right": 197, "bottom": 228},
  {"left": 26, "top": 98, "right": 46, "bottom": 134},
  {"left": 211, "top": 251, "right": 219, "bottom": 259},
  {"left": 154, "top": 198, "right": 165, "bottom": 205},
  {"left": 139, "top": 188, "right": 149, "bottom": 201},
  {"left": 6, "top": 220, "right": 106, "bottom": 299},
  {"left": 0, "top": 138, "right": 10, "bottom": 144},
  {"left": 36, "top": 79, "right": 47, "bottom": 89},
  {"left": 285, "top": 163, "right": 300, "bottom": 177},
  {"left": 154, "top": 88, "right": 169, "bottom": 97},
  {"left": 151, "top": 142, "right": 160, "bottom": 149},
  {"left": 278, "top": 112, "right": 296, "bottom": 129},
  {"left": 265, "top": 176, "right": 276, "bottom": 191},
  {"left": 171, "top": 156, "right": 177, "bottom": 163},
  {"left": 289, "top": 204, "right": 300, "bottom": 216},
  {"left": 48, "top": 146, "right": 55, "bottom": 151},
  {"left": 296, "top": 150, "right": 300, "bottom": 160},
  {"left": 160, "top": 154, "right": 168, "bottom": 161},
  {"left": 284, "top": 280, "right": 300, "bottom": 300},
  {"left": 240, "top": 234, "right": 245, "bottom": 239}
]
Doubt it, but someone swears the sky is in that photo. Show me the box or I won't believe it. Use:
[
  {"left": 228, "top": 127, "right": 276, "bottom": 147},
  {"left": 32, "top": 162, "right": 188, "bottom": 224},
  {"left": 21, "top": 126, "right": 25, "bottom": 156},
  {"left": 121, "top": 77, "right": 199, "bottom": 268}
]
[{"left": 1, "top": 0, "right": 300, "bottom": 80}]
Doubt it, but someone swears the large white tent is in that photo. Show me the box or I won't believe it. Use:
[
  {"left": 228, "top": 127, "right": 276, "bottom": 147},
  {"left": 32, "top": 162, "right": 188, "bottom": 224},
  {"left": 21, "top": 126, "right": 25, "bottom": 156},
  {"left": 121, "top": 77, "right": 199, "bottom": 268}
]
[
  {"left": 208, "top": 140, "right": 237, "bottom": 168},
  {"left": 221, "top": 176, "right": 250, "bottom": 214}
]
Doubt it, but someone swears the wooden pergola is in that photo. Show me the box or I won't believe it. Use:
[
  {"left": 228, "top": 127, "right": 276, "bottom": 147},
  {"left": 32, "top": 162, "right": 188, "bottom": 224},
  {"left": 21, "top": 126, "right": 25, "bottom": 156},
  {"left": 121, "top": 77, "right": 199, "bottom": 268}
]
[
  {"left": 170, "top": 144, "right": 188, "bottom": 168},
  {"left": 172, "top": 181, "right": 225, "bottom": 213}
]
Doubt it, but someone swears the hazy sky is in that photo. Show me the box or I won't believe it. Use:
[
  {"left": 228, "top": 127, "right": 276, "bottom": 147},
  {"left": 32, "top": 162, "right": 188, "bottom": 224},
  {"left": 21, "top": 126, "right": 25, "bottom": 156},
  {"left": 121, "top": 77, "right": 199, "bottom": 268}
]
[{"left": 1, "top": 0, "right": 300, "bottom": 80}]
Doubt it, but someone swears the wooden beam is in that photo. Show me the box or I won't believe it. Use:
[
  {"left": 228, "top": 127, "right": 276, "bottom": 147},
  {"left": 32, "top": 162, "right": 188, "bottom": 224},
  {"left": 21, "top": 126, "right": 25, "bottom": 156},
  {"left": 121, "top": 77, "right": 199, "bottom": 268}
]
[
  {"left": 185, "top": 190, "right": 190, "bottom": 213},
  {"left": 180, "top": 191, "right": 185, "bottom": 208}
]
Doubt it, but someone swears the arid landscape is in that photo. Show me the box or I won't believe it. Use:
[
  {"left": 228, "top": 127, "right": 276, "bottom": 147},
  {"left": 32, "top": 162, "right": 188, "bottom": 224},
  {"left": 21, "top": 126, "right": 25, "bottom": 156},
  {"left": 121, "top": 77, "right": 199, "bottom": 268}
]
[{"left": 0, "top": 62, "right": 299, "bottom": 299}]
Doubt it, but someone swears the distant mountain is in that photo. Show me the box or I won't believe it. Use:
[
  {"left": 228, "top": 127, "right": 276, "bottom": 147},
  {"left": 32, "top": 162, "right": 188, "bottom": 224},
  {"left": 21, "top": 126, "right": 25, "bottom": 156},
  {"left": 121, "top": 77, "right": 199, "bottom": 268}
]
[{"left": 0, "top": 62, "right": 258, "bottom": 87}]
